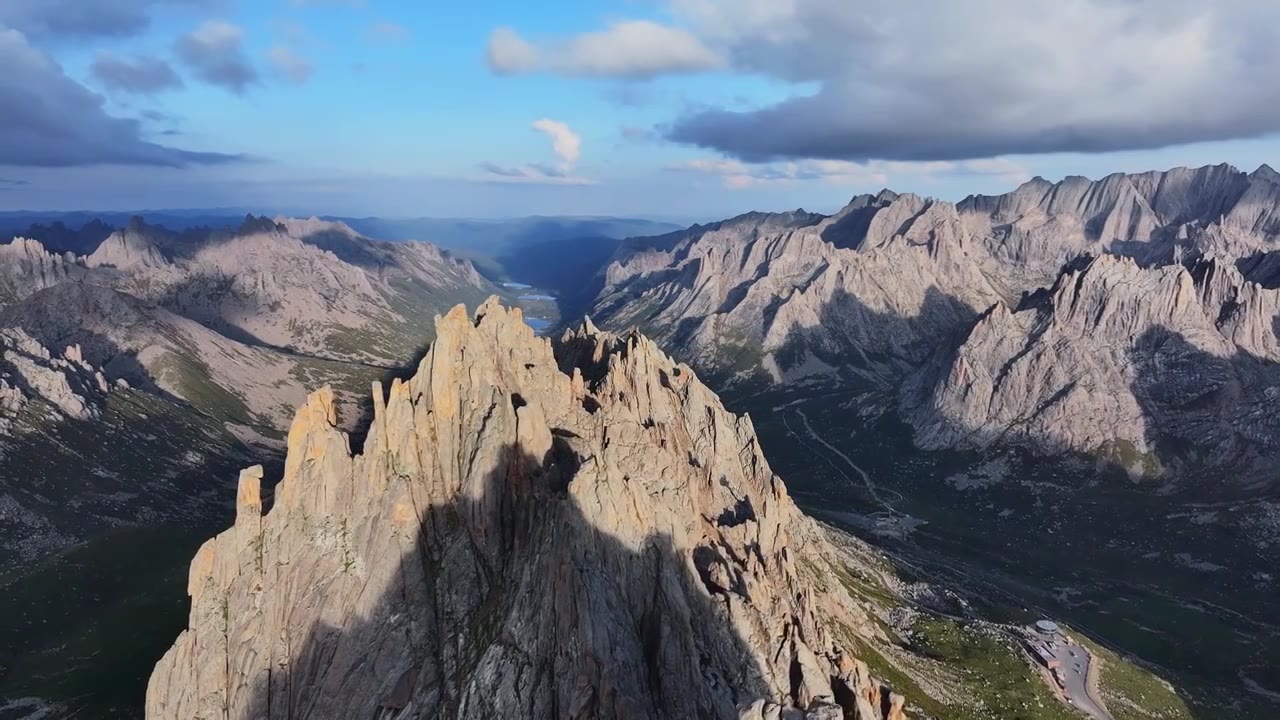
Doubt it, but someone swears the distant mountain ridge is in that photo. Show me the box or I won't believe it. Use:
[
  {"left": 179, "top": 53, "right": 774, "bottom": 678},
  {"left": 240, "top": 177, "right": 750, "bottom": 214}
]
[
  {"left": 590, "top": 163, "right": 1280, "bottom": 481},
  {"left": 0, "top": 216, "right": 491, "bottom": 587}
]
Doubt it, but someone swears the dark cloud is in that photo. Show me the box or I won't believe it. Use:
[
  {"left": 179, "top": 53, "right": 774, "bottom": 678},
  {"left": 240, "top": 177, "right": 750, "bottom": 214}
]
[
  {"left": 664, "top": 0, "right": 1280, "bottom": 161},
  {"left": 91, "top": 51, "right": 183, "bottom": 94},
  {"left": 506, "top": 0, "right": 1280, "bottom": 162},
  {"left": 0, "top": 178, "right": 30, "bottom": 189},
  {"left": 0, "top": 27, "right": 242, "bottom": 167},
  {"left": 0, "top": 0, "right": 219, "bottom": 39},
  {"left": 175, "top": 20, "right": 258, "bottom": 94}
]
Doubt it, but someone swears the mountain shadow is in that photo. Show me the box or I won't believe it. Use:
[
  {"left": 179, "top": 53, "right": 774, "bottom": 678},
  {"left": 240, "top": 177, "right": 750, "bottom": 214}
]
[
  {"left": 630, "top": 283, "right": 1246, "bottom": 719},
  {"left": 193, "top": 440, "right": 786, "bottom": 719},
  {"left": 149, "top": 300, "right": 908, "bottom": 718}
]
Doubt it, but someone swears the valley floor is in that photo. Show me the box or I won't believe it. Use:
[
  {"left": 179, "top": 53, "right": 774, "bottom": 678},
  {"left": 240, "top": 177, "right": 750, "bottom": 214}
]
[{"left": 735, "top": 386, "right": 1280, "bottom": 720}]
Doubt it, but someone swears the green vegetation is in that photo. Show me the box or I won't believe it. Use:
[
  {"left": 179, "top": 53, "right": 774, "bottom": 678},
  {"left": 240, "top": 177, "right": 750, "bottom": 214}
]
[
  {"left": 1100, "top": 438, "right": 1164, "bottom": 479},
  {"left": 907, "top": 617, "right": 1078, "bottom": 720},
  {"left": 834, "top": 627, "right": 954, "bottom": 720},
  {"left": 1071, "top": 634, "right": 1195, "bottom": 720},
  {"left": 0, "top": 526, "right": 211, "bottom": 717},
  {"left": 730, "top": 386, "right": 1280, "bottom": 719},
  {"left": 151, "top": 348, "right": 256, "bottom": 426},
  {"left": 0, "top": 388, "right": 264, "bottom": 716}
]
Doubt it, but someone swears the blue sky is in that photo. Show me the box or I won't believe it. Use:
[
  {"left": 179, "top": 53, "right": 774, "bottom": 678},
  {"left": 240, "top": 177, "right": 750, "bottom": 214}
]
[{"left": 3, "top": 0, "right": 1280, "bottom": 220}]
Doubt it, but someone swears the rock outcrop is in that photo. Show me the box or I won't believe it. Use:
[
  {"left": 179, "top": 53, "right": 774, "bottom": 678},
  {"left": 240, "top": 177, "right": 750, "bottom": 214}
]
[
  {"left": 907, "top": 254, "right": 1280, "bottom": 478},
  {"left": 592, "top": 193, "right": 1003, "bottom": 388},
  {"left": 147, "top": 299, "right": 904, "bottom": 720},
  {"left": 0, "top": 330, "right": 112, "bottom": 428}
]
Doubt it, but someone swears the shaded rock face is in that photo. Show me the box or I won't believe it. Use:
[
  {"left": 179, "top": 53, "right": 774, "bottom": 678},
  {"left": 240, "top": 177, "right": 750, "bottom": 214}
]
[
  {"left": 147, "top": 300, "right": 901, "bottom": 720},
  {"left": 0, "top": 330, "right": 111, "bottom": 429},
  {"left": 593, "top": 192, "right": 1001, "bottom": 388},
  {"left": 908, "top": 253, "right": 1280, "bottom": 479}
]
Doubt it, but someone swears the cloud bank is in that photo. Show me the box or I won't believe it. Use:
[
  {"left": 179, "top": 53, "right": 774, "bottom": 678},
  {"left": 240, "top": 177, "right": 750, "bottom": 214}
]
[
  {"left": 488, "top": 21, "right": 719, "bottom": 79},
  {"left": 0, "top": 26, "right": 240, "bottom": 167},
  {"left": 493, "top": 0, "right": 1280, "bottom": 162}
]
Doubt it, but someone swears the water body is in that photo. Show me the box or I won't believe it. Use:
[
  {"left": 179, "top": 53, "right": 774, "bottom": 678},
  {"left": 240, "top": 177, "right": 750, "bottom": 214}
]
[{"left": 507, "top": 282, "right": 561, "bottom": 336}]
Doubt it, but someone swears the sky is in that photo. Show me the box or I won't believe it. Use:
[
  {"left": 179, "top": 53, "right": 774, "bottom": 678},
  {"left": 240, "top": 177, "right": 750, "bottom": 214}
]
[{"left": 3, "top": 0, "right": 1280, "bottom": 220}]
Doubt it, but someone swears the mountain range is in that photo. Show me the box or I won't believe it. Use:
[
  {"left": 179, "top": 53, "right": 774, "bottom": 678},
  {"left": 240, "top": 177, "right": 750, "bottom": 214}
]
[
  {"left": 592, "top": 163, "right": 1280, "bottom": 482},
  {"left": 5, "top": 167, "right": 1280, "bottom": 719},
  {"left": 0, "top": 216, "right": 497, "bottom": 714}
]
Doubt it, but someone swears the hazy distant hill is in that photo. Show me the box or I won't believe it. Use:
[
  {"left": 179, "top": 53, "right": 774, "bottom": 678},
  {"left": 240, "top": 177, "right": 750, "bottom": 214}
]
[
  {"left": 0, "top": 213, "right": 684, "bottom": 306},
  {"left": 331, "top": 216, "right": 684, "bottom": 303}
]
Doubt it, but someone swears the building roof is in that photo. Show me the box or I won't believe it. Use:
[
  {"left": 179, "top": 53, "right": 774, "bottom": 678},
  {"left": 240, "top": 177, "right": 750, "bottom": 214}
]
[{"left": 1036, "top": 620, "right": 1061, "bottom": 633}]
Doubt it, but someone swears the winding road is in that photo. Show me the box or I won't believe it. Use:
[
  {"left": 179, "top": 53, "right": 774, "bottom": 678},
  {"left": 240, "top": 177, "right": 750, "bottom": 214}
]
[{"left": 781, "top": 404, "right": 1115, "bottom": 720}]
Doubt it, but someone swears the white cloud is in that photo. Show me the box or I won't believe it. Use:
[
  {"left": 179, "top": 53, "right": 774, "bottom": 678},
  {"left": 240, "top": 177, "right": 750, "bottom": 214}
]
[
  {"left": 268, "top": 46, "right": 313, "bottom": 84},
  {"left": 477, "top": 119, "right": 591, "bottom": 185},
  {"left": 492, "top": 1, "right": 1280, "bottom": 163},
  {"left": 487, "top": 21, "right": 720, "bottom": 79},
  {"left": 487, "top": 27, "right": 539, "bottom": 73},
  {"left": 532, "top": 118, "right": 581, "bottom": 171}
]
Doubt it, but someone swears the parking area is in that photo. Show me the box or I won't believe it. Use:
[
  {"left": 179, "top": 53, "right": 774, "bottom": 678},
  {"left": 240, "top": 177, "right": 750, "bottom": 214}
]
[{"left": 1024, "top": 621, "right": 1112, "bottom": 720}]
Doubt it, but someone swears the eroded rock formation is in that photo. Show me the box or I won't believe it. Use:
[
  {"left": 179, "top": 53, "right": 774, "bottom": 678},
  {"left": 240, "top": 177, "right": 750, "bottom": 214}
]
[{"left": 147, "top": 299, "right": 903, "bottom": 720}]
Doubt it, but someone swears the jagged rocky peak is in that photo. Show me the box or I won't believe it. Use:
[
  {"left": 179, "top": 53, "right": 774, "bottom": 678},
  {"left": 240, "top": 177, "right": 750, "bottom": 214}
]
[
  {"left": 236, "top": 214, "right": 286, "bottom": 236},
  {"left": 906, "top": 251, "right": 1280, "bottom": 477},
  {"left": 147, "top": 298, "right": 904, "bottom": 720},
  {"left": 87, "top": 219, "right": 171, "bottom": 269},
  {"left": 0, "top": 329, "right": 113, "bottom": 429}
]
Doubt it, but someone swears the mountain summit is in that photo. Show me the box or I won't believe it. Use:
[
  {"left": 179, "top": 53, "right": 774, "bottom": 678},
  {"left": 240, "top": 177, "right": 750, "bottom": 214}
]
[{"left": 146, "top": 299, "right": 905, "bottom": 720}]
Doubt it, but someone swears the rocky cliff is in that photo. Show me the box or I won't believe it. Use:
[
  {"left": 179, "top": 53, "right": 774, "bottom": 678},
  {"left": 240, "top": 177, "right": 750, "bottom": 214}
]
[
  {"left": 0, "top": 215, "right": 502, "bottom": 572},
  {"left": 81, "top": 215, "right": 491, "bottom": 365},
  {"left": 592, "top": 193, "right": 1002, "bottom": 388},
  {"left": 147, "top": 299, "right": 906, "bottom": 720},
  {"left": 591, "top": 163, "right": 1280, "bottom": 479},
  {"left": 907, "top": 253, "right": 1280, "bottom": 479}
]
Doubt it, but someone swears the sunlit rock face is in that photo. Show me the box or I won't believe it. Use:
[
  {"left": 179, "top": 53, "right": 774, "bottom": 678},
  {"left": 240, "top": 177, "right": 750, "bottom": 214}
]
[{"left": 146, "top": 299, "right": 905, "bottom": 720}]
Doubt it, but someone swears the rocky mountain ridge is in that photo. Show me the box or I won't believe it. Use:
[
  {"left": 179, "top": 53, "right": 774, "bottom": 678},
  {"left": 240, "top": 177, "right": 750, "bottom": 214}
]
[
  {"left": 590, "top": 163, "right": 1280, "bottom": 480},
  {"left": 0, "top": 217, "right": 495, "bottom": 659},
  {"left": 907, "top": 253, "right": 1280, "bottom": 478},
  {"left": 147, "top": 299, "right": 907, "bottom": 720}
]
